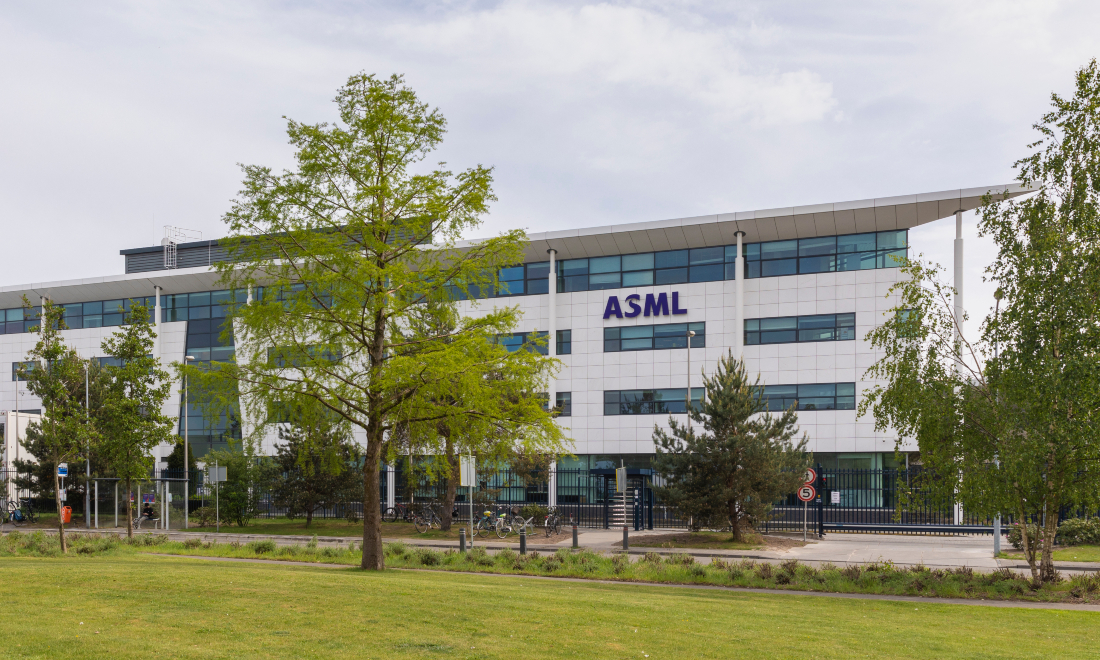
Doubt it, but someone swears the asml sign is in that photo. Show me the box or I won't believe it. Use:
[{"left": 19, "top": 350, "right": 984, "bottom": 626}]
[{"left": 603, "top": 292, "right": 687, "bottom": 319}]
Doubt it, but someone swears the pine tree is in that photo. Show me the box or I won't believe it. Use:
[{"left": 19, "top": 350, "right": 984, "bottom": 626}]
[
  {"left": 652, "top": 351, "right": 809, "bottom": 542},
  {"left": 271, "top": 412, "right": 362, "bottom": 527}
]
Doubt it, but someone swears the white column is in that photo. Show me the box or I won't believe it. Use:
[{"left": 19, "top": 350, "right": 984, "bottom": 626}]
[
  {"left": 953, "top": 211, "right": 964, "bottom": 345},
  {"left": 548, "top": 461, "right": 557, "bottom": 508},
  {"left": 153, "top": 286, "right": 162, "bottom": 361},
  {"left": 546, "top": 249, "right": 558, "bottom": 406},
  {"left": 386, "top": 464, "right": 396, "bottom": 510},
  {"left": 735, "top": 231, "right": 745, "bottom": 360},
  {"left": 40, "top": 296, "right": 47, "bottom": 337}
]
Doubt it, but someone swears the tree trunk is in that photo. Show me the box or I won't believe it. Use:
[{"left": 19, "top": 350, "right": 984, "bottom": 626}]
[
  {"left": 1017, "top": 504, "right": 1039, "bottom": 584},
  {"left": 126, "top": 477, "right": 134, "bottom": 539},
  {"left": 360, "top": 431, "right": 384, "bottom": 570},
  {"left": 54, "top": 468, "right": 67, "bottom": 553},
  {"left": 306, "top": 505, "right": 313, "bottom": 527},
  {"left": 440, "top": 434, "right": 457, "bottom": 532},
  {"left": 728, "top": 500, "right": 743, "bottom": 543},
  {"left": 1040, "top": 496, "right": 1060, "bottom": 583}
]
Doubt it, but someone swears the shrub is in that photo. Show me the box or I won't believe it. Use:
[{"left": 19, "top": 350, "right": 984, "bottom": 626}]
[
  {"left": 689, "top": 564, "right": 706, "bottom": 577},
  {"left": 496, "top": 548, "right": 518, "bottom": 565},
  {"left": 665, "top": 553, "right": 694, "bottom": 566},
  {"left": 780, "top": 559, "right": 800, "bottom": 575},
  {"left": 247, "top": 540, "right": 277, "bottom": 555},
  {"left": 277, "top": 546, "right": 296, "bottom": 557},
  {"left": 775, "top": 571, "right": 791, "bottom": 585},
  {"left": 345, "top": 509, "right": 362, "bottom": 524},
  {"left": 384, "top": 541, "right": 408, "bottom": 558},
  {"left": 519, "top": 504, "right": 549, "bottom": 523},
  {"left": 710, "top": 558, "right": 730, "bottom": 571},
  {"left": 321, "top": 547, "right": 339, "bottom": 558},
  {"left": 840, "top": 565, "right": 862, "bottom": 581},
  {"left": 1058, "top": 518, "right": 1100, "bottom": 546},
  {"left": 611, "top": 553, "right": 630, "bottom": 574},
  {"left": 641, "top": 552, "right": 663, "bottom": 564},
  {"left": 416, "top": 549, "right": 440, "bottom": 566},
  {"left": 193, "top": 507, "right": 217, "bottom": 528},
  {"left": 229, "top": 541, "right": 242, "bottom": 550},
  {"left": 307, "top": 535, "right": 319, "bottom": 549},
  {"left": 1008, "top": 522, "right": 1044, "bottom": 551},
  {"left": 756, "top": 563, "right": 773, "bottom": 580},
  {"left": 183, "top": 538, "right": 203, "bottom": 550}
]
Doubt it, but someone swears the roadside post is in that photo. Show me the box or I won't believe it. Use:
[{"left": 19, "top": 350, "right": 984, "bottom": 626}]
[
  {"left": 460, "top": 528, "right": 466, "bottom": 553},
  {"left": 798, "top": 467, "right": 817, "bottom": 542},
  {"left": 210, "top": 462, "right": 227, "bottom": 533},
  {"left": 520, "top": 527, "right": 527, "bottom": 555},
  {"left": 816, "top": 463, "right": 825, "bottom": 538},
  {"left": 572, "top": 524, "right": 578, "bottom": 549},
  {"left": 460, "top": 455, "right": 475, "bottom": 547},
  {"left": 623, "top": 525, "right": 628, "bottom": 550}
]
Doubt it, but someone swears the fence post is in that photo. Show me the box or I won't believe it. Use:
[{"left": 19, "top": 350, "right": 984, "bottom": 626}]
[
  {"left": 520, "top": 528, "right": 526, "bottom": 555},
  {"left": 816, "top": 462, "right": 825, "bottom": 538},
  {"left": 603, "top": 487, "right": 609, "bottom": 530},
  {"left": 572, "top": 524, "right": 578, "bottom": 549}
]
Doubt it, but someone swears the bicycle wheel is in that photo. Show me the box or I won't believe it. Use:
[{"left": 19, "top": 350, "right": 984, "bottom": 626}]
[
  {"left": 552, "top": 517, "right": 562, "bottom": 536},
  {"left": 544, "top": 518, "right": 553, "bottom": 537},
  {"left": 413, "top": 515, "right": 430, "bottom": 534},
  {"left": 495, "top": 520, "right": 511, "bottom": 539},
  {"left": 382, "top": 507, "right": 397, "bottom": 524}
]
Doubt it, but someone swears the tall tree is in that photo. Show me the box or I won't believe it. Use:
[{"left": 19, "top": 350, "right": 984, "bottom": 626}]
[
  {"left": 18, "top": 299, "right": 97, "bottom": 553},
  {"left": 653, "top": 352, "right": 809, "bottom": 542},
  {"left": 97, "top": 302, "right": 177, "bottom": 538},
  {"left": 197, "top": 73, "right": 565, "bottom": 569},
  {"left": 272, "top": 410, "right": 362, "bottom": 527},
  {"left": 861, "top": 61, "right": 1100, "bottom": 584}
]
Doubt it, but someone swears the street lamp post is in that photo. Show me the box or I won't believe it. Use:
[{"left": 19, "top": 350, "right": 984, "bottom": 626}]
[
  {"left": 84, "top": 359, "right": 91, "bottom": 529},
  {"left": 184, "top": 355, "right": 196, "bottom": 529},
  {"left": 686, "top": 330, "right": 696, "bottom": 433},
  {"left": 993, "top": 290, "right": 1003, "bottom": 556}
]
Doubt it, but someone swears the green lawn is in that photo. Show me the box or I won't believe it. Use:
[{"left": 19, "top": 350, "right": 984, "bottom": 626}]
[
  {"left": 1002, "top": 545, "right": 1100, "bottom": 563},
  {"left": 633, "top": 531, "right": 768, "bottom": 550},
  {"left": 0, "top": 554, "right": 1096, "bottom": 659}
]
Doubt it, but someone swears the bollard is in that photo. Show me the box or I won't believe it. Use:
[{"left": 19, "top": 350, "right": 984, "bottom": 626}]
[
  {"left": 520, "top": 528, "right": 527, "bottom": 555},
  {"left": 623, "top": 525, "right": 629, "bottom": 550},
  {"left": 572, "top": 524, "right": 578, "bottom": 549},
  {"left": 460, "top": 527, "right": 466, "bottom": 553}
]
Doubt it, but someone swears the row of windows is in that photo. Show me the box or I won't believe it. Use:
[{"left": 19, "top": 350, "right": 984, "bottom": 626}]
[
  {"left": 745, "top": 314, "right": 856, "bottom": 345},
  {"left": 603, "top": 383, "right": 855, "bottom": 415},
  {"left": 604, "top": 322, "right": 705, "bottom": 353},
  {"left": 449, "top": 230, "right": 907, "bottom": 300},
  {"left": 499, "top": 330, "right": 572, "bottom": 355}
]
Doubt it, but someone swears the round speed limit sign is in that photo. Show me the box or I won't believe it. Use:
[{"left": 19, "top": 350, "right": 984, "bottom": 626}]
[{"left": 797, "top": 485, "right": 816, "bottom": 502}]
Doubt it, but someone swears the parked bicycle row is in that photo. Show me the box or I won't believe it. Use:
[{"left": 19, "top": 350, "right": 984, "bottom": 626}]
[{"left": 382, "top": 502, "right": 569, "bottom": 538}]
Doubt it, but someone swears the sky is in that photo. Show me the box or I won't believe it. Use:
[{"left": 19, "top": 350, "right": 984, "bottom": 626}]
[{"left": 1, "top": 0, "right": 1097, "bottom": 330}]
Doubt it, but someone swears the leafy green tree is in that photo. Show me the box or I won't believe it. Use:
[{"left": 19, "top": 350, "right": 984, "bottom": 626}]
[
  {"left": 97, "top": 302, "right": 177, "bottom": 538},
  {"left": 17, "top": 299, "right": 97, "bottom": 553},
  {"left": 861, "top": 61, "right": 1100, "bottom": 584},
  {"left": 194, "top": 73, "right": 566, "bottom": 569},
  {"left": 272, "top": 411, "right": 362, "bottom": 527},
  {"left": 652, "top": 352, "right": 809, "bottom": 542}
]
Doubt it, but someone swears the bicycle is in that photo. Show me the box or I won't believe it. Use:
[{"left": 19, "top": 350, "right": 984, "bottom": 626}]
[
  {"left": 413, "top": 504, "right": 443, "bottom": 534},
  {"left": 544, "top": 507, "right": 563, "bottom": 537},
  {"left": 9, "top": 499, "right": 38, "bottom": 527},
  {"left": 511, "top": 513, "right": 537, "bottom": 536},
  {"left": 473, "top": 509, "right": 498, "bottom": 538},
  {"left": 382, "top": 503, "right": 414, "bottom": 524}
]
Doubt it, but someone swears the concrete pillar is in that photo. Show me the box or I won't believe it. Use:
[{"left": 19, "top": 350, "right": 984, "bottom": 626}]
[
  {"left": 153, "top": 286, "right": 162, "bottom": 360},
  {"left": 546, "top": 248, "right": 557, "bottom": 405},
  {"left": 735, "top": 230, "right": 745, "bottom": 359},
  {"left": 386, "top": 463, "right": 396, "bottom": 510},
  {"left": 953, "top": 211, "right": 964, "bottom": 347},
  {"left": 548, "top": 460, "right": 557, "bottom": 508}
]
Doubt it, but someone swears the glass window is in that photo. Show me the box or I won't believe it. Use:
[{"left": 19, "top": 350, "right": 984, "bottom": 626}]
[
  {"left": 527, "top": 279, "right": 549, "bottom": 295},
  {"left": 877, "top": 230, "right": 907, "bottom": 250},
  {"left": 620, "top": 325, "right": 653, "bottom": 351},
  {"left": 499, "top": 266, "right": 524, "bottom": 281},
  {"left": 498, "top": 279, "right": 524, "bottom": 295},
  {"left": 604, "top": 322, "right": 703, "bottom": 352},
  {"left": 689, "top": 264, "right": 724, "bottom": 282},
  {"left": 837, "top": 233, "right": 876, "bottom": 253},
  {"left": 724, "top": 245, "right": 740, "bottom": 262},
  {"left": 655, "top": 268, "right": 688, "bottom": 285},
  {"left": 188, "top": 292, "right": 211, "bottom": 307},
  {"left": 556, "top": 391, "right": 572, "bottom": 417},
  {"left": 589, "top": 256, "right": 621, "bottom": 274},
  {"left": 761, "top": 259, "right": 797, "bottom": 277},
  {"left": 878, "top": 249, "right": 908, "bottom": 268},
  {"left": 798, "top": 236, "right": 836, "bottom": 256},
  {"left": 622, "top": 271, "right": 654, "bottom": 287},
  {"left": 6, "top": 309, "right": 23, "bottom": 322},
  {"left": 689, "top": 247, "right": 723, "bottom": 265},
  {"left": 798, "top": 315, "right": 838, "bottom": 342},
  {"left": 560, "top": 259, "right": 588, "bottom": 275},
  {"left": 655, "top": 250, "right": 688, "bottom": 269},
  {"left": 561, "top": 275, "right": 588, "bottom": 292},
  {"left": 604, "top": 388, "right": 703, "bottom": 415},
  {"left": 556, "top": 329, "right": 571, "bottom": 355},
  {"left": 526, "top": 262, "right": 550, "bottom": 279},
  {"left": 588, "top": 272, "right": 621, "bottom": 290},
  {"left": 759, "top": 317, "right": 797, "bottom": 344},
  {"left": 798, "top": 255, "right": 834, "bottom": 274},
  {"left": 760, "top": 240, "right": 798, "bottom": 260},
  {"left": 622, "top": 253, "right": 654, "bottom": 271},
  {"left": 836, "top": 251, "right": 877, "bottom": 271}
]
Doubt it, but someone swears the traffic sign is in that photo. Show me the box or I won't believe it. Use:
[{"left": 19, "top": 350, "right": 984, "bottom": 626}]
[
  {"left": 803, "top": 468, "right": 816, "bottom": 485},
  {"left": 57, "top": 463, "right": 68, "bottom": 477},
  {"left": 797, "top": 485, "right": 816, "bottom": 502}
]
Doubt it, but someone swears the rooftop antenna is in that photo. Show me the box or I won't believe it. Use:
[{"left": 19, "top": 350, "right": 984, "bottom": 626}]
[{"left": 162, "top": 225, "right": 202, "bottom": 269}]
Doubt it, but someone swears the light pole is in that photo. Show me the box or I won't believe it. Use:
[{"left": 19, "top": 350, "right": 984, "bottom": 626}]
[
  {"left": 993, "top": 290, "right": 1003, "bottom": 556},
  {"left": 183, "top": 355, "right": 196, "bottom": 529},
  {"left": 685, "top": 330, "right": 696, "bottom": 433},
  {"left": 84, "top": 359, "right": 91, "bottom": 529}
]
